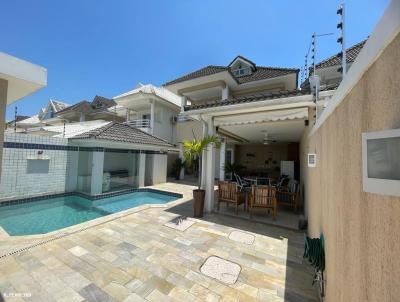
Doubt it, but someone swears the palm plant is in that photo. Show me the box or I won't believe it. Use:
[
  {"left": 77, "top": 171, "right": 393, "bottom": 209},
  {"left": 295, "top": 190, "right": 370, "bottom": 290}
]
[
  {"left": 183, "top": 134, "right": 221, "bottom": 190},
  {"left": 224, "top": 162, "right": 245, "bottom": 177}
]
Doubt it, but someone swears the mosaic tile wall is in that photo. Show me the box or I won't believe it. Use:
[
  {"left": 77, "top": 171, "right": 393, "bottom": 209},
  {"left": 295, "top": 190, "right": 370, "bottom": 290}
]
[{"left": 0, "top": 134, "right": 73, "bottom": 201}]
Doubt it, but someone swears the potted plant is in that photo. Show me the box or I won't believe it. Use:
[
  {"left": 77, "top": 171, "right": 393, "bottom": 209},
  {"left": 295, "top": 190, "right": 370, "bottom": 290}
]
[
  {"left": 183, "top": 134, "right": 221, "bottom": 217},
  {"left": 172, "top": 158, "right": 185, "bottom": 180},
  {"left": 224, "top": 162, "right": 245, "bottom": 180}
]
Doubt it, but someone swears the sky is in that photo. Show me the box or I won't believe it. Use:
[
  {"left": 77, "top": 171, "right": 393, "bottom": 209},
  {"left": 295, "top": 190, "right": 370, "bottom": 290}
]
[{"left": 1, "top": 0, "right": 389, "bottom": 120}]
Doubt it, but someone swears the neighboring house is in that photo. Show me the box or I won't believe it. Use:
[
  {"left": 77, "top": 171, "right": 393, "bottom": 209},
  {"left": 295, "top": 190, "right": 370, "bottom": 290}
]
[
  {"left": 113, "top": 84, "right": 181, "bottom": 144},
  {"left": 0, "top": 52, "right": 47, "bottom": 179},
  {"left": 5, "top": 115, "right": 30, "bottom": 130},
  {"left": 301, "top": 39, "right": 367, "bottom": 90},
  {"left": 56, "top": 95, "right": 125, "bottom": 123},
  {"left": 10, "top": 99, "right": 70, "bottom": 132},
  {"left": 114, "top": 84, "right": 182, "bottom": 174}
]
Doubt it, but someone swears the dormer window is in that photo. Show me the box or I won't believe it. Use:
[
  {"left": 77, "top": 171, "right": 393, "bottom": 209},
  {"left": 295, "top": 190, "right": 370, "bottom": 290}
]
[
  {"left": 229, "top": 56, "right": 256, "bottom": 78},
  {"left": 233, "top": 65, "right": 252, "bottom": 77}
]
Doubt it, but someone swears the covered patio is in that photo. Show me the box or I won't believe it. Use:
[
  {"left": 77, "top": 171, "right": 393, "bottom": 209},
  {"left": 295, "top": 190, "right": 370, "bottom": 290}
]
[{"left": 178, "top": 91, "right": 331, "bottom": 229}]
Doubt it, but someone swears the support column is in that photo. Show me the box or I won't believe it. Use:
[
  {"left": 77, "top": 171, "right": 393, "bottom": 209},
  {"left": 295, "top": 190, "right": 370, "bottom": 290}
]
[
  {"left": 150, "top": 100, "right": 155, "bottom": 135},
  {"left": 222, "top": 85, "right": 229, "bottom": 100},
  {"left": 90, "top": 150, "right": 104, "bottom": 195},
  {"left": 180, "top": 96, "right": 187, "bottom": 112},
  {"left": 0, "top": 79, "right": 8, "bottom": 182},
  {"left": 138, "top": 152, "right": 146, "bottom": 187},
  {"left": 179, "top": 143, "right": 185, "bottom": 180},
  {"left": 204, "top": 117, "right": 216, "bottom": 213},
  {"left": 201, "top": 120, "right": 208, "bottom": 189},
  {"left": 219, "top": 139, "right": 226, "bottom": 181}
]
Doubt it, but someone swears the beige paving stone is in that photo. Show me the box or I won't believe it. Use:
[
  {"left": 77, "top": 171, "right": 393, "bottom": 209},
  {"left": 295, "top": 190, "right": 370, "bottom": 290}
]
[
  {"left": 189, "top": 283, "right": 220, "bottom": 302},
  {"left": 103, "top": 281, "right": 130, "bottom": 301},
  {"left": 53, "top": 286, "right": 84, "bottom": 302},
  {"left": 122, "top": 293, "right": 146, "bottom": 302},
  {"left": 68, "top": 246, "right": 89, "bottom": 257},
  {"left": 145, "top": 289, "right": 171, "bottom": 302},
  {"left": 99, "top": 250, "right": 119, "bottom": 262},
  {"left": 146, "top": 276, "right": 174, "bottom": 295},
  {"left": 228, "top": 231, "right": 255, "bottom": 245},
  {"left": 168, "top": 287, "right": 197, "bottom": 301},
  {"left": 231, "top": 282, "right": 259, "bottom": 298},
  {"left": 0, "top": 182, "right": 318, "bottom": 302},
  {"left": 185, "top": 270, "right": 211, "bottom": 288}
]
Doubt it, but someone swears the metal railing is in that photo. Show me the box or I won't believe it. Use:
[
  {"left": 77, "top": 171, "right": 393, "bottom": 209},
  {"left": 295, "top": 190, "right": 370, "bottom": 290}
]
[{"left": 125, "top": 119, "right": 151, "bottom": 128}]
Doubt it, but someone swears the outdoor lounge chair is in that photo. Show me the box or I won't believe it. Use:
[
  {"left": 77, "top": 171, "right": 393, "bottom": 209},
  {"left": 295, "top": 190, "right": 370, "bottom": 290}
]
[
  {"left": 277, "top": 179, "right": 299, "bottom": 212},
  {"left": 249, "top": 185, "right": 277, "bottom": 220},
  {"left": 217, "top": 181, "right": 246, "bottom": 215},
  {"left": 234, "top": 173, "right": 253, "bottom": 191}
]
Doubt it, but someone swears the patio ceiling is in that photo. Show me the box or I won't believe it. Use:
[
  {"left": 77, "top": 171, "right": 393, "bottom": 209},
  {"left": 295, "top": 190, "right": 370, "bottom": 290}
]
[
  {"left": 215, "top": 107, "right": 308, "bottom": 143},
  {"left": 221, "top": 119, "right": 305, "bottom": 144}
]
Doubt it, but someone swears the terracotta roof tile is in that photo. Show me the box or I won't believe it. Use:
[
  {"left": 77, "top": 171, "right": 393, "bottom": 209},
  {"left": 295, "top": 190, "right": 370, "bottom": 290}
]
[
  {"left": 163, "top": 56, "right": 298, "bottom": 86},
  {"left": 315, "top": 39, "right": 367, "bottom": 69},
  {"left": 183, "top": 84, "right": 338, "bottom": 112},
  {"left": 71, "top": 122, "right": 173, "bottom": 147},
  {"left": 163, "top": 65, "right": 227, "bottom": 86}
]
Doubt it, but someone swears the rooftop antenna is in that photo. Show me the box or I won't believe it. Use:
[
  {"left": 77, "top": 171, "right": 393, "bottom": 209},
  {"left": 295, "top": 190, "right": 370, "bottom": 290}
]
[
  {"left": 337, "top": 3, "right": 347, "bottom": 77},
  {"left": 14, "top": 106, "right": 17, "bottom": 133},
  {"left": 63, "top": 120, "right": 66, "bottom": 138}
]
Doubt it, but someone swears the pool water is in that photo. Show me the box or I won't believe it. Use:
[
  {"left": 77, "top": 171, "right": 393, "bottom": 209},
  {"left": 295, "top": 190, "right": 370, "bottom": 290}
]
[{"left": 0, "top": 191, "right": 178, "bottom": 236}]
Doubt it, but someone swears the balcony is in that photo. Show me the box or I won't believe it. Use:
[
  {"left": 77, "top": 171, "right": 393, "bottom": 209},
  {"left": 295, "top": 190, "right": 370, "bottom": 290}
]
[{"left": 125, "top": 119, "right": 151, "bottom": 128}]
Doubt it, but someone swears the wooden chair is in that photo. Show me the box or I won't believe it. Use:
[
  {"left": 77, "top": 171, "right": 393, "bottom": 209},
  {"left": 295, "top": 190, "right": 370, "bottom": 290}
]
[
  {"left": 277, "top": 180, "right": 299, "bottom": 212},
  {"left": 249, "top": 185, "right": 277, "bottom": 220},
  {"left": 217, "top": 181, "right": 246, "bottom": 215}
]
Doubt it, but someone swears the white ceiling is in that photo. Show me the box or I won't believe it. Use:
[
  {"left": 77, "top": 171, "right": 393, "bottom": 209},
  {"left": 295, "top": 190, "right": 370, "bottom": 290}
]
[{"left": 221, "top": 119, "right": 305, "bottom": 143}]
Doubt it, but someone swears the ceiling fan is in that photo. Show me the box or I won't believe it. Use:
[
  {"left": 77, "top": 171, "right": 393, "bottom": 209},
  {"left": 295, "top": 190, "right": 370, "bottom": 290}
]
[{"left": 262, "top": 131, "right": 277, "bottom": 145}]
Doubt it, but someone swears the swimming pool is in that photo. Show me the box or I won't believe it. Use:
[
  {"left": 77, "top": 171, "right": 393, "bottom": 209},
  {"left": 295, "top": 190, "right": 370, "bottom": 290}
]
[{"left": 0, "top": 191, "right": 179, "bottom": 236}]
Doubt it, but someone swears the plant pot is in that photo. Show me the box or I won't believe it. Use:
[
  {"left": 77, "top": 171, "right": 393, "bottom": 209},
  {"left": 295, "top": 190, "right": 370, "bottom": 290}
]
[{"left": 193, "top": 189, "right": 205, "bottom": 218}]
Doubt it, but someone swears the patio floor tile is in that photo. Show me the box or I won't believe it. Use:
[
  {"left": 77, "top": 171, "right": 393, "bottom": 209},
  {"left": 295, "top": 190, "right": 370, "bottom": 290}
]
[{"left": 0, "top": 182, "right": 318, "bottom": 301}]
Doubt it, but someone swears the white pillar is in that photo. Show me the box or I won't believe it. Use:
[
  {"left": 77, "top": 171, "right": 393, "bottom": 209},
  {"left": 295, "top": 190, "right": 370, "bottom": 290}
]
[
  {"left": 222, "top": 85, "right": 229, "bottom": 100},
  {"left": 66, "top": 150, "right": 79, "bottom": 192},
  {"left": 219, "top": 139, "right": 226, "bottom": 181},
  {"left": 204, "top": 117, "right": 216, "bottom": 213},
  {"left": 90, "top": 150, "right": 104, "bottom": 195},
  {"left": 138, "top": 152, "right": 146, "bottom": 187},
  {"left": 150, "top": 101, "right": 155, "bottom": 135},
  {"left": 152, "top": 154, "right": 167, "bottom": 184},
  {"left": 201, "top": 120, "right": 208, "bottom": 189},
  {"left": 181, "top": 96, "right": 187, "bottom": 112},
  {"left": 0, "top": 79, "right": 8, "bottom": 182},
  {"left": 179, "top": 143, "right": 185, "bottom": 180}
]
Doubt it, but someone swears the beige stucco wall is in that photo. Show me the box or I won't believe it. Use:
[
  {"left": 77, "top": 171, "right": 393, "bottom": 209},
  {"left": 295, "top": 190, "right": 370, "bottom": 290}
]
[
  {"left": 0, "top": 79, "right": 7, "bottom": 181},
  {"left": 176, "top": 120, "right": 203, "bottom": 143},
  {"left": 302, "top": 33, "right": 400, "bottom": 301},
  {"left": 235, "top": 144, "right": 288, "bottom": 172}
]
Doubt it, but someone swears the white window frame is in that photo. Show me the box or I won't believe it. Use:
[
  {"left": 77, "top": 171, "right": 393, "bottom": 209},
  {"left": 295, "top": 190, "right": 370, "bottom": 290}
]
[{"left": 362, "top": 128, "right": 400, "bottom": 197}]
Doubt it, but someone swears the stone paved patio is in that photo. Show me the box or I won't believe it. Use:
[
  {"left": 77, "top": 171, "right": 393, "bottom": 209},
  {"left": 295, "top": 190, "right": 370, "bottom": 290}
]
[{"left": 0, "top": 183, "right": 318, "bottom": 301}]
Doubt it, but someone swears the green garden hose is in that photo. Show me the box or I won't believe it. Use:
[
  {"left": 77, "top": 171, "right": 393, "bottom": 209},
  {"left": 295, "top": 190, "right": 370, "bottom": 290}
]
[{"left": 303, "top": 233, "right": 325, "bottom": 272}]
